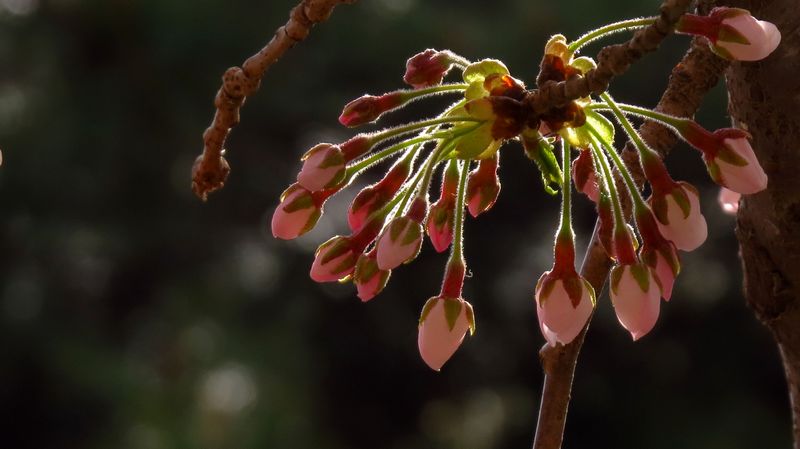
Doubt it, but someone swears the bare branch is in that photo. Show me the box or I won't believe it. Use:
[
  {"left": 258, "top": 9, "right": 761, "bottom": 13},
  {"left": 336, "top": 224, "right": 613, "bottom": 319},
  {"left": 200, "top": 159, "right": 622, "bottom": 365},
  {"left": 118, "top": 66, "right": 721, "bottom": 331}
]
[
  {"left": 192, "top": 0, "right": 358, "bottom": 201},
  {"left": 532, "top": 36, "right": 729, "bottom": 449}
]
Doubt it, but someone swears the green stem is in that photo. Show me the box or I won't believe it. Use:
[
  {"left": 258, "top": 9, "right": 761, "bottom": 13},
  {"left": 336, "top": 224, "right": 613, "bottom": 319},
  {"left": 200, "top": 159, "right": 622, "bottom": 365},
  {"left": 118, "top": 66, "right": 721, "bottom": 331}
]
[
  {"left": 597, "top": 93, "right": 661, "bottom": 164},
  {"left": 587, "top": 126, "right": 648, "bottom": 214},
  {"left": 586, "top": 102, "right": 689, "bottom": 131},
  {"left": 400, "top": 83, "right": 469, "bottom": 101},
  {"left": 450, "top": 159, "right": 469, "bottom": 263},
  {"left": 587, "top": 132, "right": 627, "bottom": 234},
  {"left": 371, "top": 116, "right": 483, "bottom": 144},
  {"left": 394, "top": 139, "right": 452, "bottom": 217},
  {"left": 567, "top": 17, "right": 657, "bottom": 56},
  {"left": 558, "top": 140, "right": 573, "bottom": 239},
  {"left": 345, "top": 130, "right": 452, "bottom": 177}
]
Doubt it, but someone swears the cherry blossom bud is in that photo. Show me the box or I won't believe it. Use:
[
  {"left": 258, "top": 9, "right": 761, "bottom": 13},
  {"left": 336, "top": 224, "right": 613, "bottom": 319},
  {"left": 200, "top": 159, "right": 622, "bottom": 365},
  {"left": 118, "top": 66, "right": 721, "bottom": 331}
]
[
  {"left": 649, "top": 182, "right": 708, "bottom": 251},
  {"left": 466, "top": 153, "right": 501, "bottom": 217},
  {"left": 353, "top": 251, "right": 391, "bottom": 302},
  {"left": 610, "top": 264, "right": 662, "bottom": 340},
  {"left": 417, "top": 296, "right": 475, "bottom": 371},
  {"left": 297, "top": 143, "right": 346, "bottom": 192},
  {"left": 310, "top": 236, "right": 357, "bottom": 282},
  {"left": 572, "top": 148, "right": 599, "bottom": 202},
  {"left": 710, "top": 8, "right": 780, "bottom": 61},
  {"left": 635, "top": 208, "right": 681, "bottom": 301},
  {"left": 271, "top": 184, "right": 322, "bottom": 240},
  {"left": 339, "top": 92, "right": 405, "bottom": 128},
  {"left": 677, "top": 8, "right": 780, "bottom": 61},
  {"left": 427, "top": 161, "right": 459, "bottom": 252},
  {"left": 535, "top": 272, "right": 595, "bottom": 346},
  {"left": 376, "top": 216, "right": 424, "bottom": 270},
  {"left": 404, "top": 49, "right": 455, "bottom": 89},
  {"left": 348, "top": 159, "right": 410, "bottom": 232},
  {"left": 718, "top": 187, "right": 741, "bottom": 215},
  {"left": 711, "top": 135, "right": 768, "bottom": 194}
]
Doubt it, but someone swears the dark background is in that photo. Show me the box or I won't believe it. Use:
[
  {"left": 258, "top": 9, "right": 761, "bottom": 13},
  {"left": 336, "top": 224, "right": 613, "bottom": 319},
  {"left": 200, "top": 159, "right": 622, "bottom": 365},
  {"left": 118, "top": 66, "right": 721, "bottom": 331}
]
[{"left": 0, "top": 0, "right": 790, "bottom": 448}]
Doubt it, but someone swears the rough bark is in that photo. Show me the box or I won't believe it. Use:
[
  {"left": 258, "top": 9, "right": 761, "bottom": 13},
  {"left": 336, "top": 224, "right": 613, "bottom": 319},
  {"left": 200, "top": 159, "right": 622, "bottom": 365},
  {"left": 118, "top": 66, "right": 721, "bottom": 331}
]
[{"left": 723, "top": 0, "right": 800, "bottom": 446}]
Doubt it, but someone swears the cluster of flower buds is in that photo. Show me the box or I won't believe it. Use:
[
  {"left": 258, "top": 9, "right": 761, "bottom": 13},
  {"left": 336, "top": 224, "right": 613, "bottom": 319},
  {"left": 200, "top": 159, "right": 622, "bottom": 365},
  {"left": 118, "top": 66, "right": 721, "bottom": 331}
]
[{"left": 271, "top": 8, "right": 778, "bottom": 368}]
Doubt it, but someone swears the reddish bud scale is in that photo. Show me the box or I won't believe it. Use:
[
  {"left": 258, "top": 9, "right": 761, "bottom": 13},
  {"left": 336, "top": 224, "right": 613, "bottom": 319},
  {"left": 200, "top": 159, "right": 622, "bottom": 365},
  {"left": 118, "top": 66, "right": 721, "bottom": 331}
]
[
  {"left": 551, "top": 233, "right": 577, "bottom": 276},
  {"left": 404, "top": 49, "right": 454, "bottom": 89},
  {"left": 339, "top": 93, "right": 405, "bottom": 128},
  {"left": 340, "top": 134, "right": 374, "bottom": 161},
  {"left": 613, "top": 227, "right": 638, "bottom": 266},
  {"left": 634, "top": 207, "right": 665, "bottom": 247},
  {"left": 676, "top": 13, "right": 722, "bottom": 40},
  {"left": 596, "top": 195, "right": 615, "bottom": 258},
  {"left": 406, "top": 197, "right": 429, "bottom": 223},
  {"left": 681, "top": 121, "right": 730, "bottom": 158},
  {"left": 640, "top": 153, "right": 676, "bottom": 195},
  {"left": 440, "top": 260, "right": 466, "bottom": 299},
  {"left": 466, "top": 153, "right": 501, "bottom": 217},
  {"left": 348, "top": 160, "right": 411, "bottom": 231}
]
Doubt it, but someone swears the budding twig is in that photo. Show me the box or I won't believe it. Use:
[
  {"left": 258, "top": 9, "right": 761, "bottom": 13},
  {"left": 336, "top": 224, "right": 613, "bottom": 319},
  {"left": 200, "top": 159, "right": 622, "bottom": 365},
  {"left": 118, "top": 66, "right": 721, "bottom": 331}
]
[
  {"left": 192, "top": 0, "right": 358, "bottom": 201},
  {"left": 531, "top": 33, "right": 729, "bottom": 449}
]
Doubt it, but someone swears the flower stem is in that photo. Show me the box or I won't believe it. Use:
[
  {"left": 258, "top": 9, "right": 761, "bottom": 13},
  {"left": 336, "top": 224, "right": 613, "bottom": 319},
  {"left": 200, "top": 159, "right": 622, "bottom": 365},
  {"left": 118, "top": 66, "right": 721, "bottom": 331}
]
[
  {"left": 450, "top": 159, "right": 469, "bottom": 264},
  {"left": 587, "top": 132, "right": 627, "bottom": 235},
  {"left": 587, "top": 126, "right": 648, "bottom": 214},
  {"left": 567, "top": 17, "right": 657, "bottom": 56},
  {"left": 557, "top": 141, "right": 573, "bottom": 240},
  {"left": 586, "top": 101, "right": 690, "bottom": 131},
  {"left": 370, "top": 116, "right": 483, "bottom": 144},
  {"left": 398, "top": 83, "right": 469, "bottom": 102}
]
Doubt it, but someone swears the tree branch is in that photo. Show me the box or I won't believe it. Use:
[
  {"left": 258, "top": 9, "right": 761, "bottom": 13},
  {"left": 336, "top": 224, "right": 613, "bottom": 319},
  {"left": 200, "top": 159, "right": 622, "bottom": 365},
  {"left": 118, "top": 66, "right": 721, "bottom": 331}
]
[
  {"left": 192, "top": 0, "right": 358, "bottom": 201},
  {"left": 722, "top": 0, "right": 800, "bottom": 445},
  {"left": 532, "top": 35, "right": 729, "bottom": 449}
]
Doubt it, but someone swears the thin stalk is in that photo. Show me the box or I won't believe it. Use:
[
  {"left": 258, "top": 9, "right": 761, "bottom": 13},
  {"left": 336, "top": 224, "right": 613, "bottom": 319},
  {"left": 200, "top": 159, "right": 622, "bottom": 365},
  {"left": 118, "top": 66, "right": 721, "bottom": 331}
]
[
  {"left": 370, "top": 116, "right": 483, "bottom": 144},
  {"left": 586, "top": 102, "right": 689, "bottom": 130},
  {"left": 588, "top": 133, "right": 627, "bottom": 234},
  {"left": 450, "top": 159, "right": 469, "bottom": 263},
  {"left": 567, "top": 17, "right": 657, "bottom": 56},
  {"left": 587, "top": 126, "right": 648, "bottom": 213},
  {"left": 557, "top": 141, "right": 573, "bottom": 239}
]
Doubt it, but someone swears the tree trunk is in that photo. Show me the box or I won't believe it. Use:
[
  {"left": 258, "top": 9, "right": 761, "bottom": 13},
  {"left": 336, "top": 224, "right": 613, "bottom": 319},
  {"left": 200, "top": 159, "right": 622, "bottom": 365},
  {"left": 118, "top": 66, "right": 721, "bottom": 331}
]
[{"left": 724, "top": 0, "right": 800, "bottom": 446}]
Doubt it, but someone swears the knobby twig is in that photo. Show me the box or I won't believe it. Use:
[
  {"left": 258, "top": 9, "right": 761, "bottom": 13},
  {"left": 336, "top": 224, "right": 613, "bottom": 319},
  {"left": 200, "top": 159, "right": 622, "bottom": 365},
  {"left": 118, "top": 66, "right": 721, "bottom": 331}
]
[
  {"left": 531, "top": 31, "right": 730, "bottom": 449},
  {"left": 192, "top": 0, "right": 358, "bottom": 201}
]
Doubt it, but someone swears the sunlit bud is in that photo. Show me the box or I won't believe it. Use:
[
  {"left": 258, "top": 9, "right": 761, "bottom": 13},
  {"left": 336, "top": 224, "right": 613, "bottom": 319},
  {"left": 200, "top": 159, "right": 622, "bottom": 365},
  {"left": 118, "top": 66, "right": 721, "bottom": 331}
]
[
  {"left": 572, "top": 148, "right": 599, "bottom": 202},
  {"left": 271, "top": 184, "right": 324, "bottom": 240},
  {"left": 718, "top": 187, "right": 741, "bottom": 215},
  {"left": 610, "top": 263, "right": 662, "bottom": 340},
  {"left": 649, "top": 182, "right": 708, "bottom": 251},
  {"left": 712, "top": 135, "right": 768, "bottom": 194},
  {"left": 310, "top": 236, "right": 357, "bottom": 283},
  {"left": 348, "top": 158, "right": 410, "bottom": 232},
  {"left": 466, "top": 153, "right": 501, "bottom": 217},
  {"left": 677, "top": 8, "right": 780, "bottom": 61},
  {"left": 681, "top": 124, "right": 767, "bottom": 195},
  {"left": 635, "top": 208, "right": 681, "bottom": 301},
  {"left": 340, "top": 134, "right": 374, "bottom": 161},
  {"left": 353, "top": 250, "right": 391, "bottom": 302},
  {"left": 427, "top": 161, "right": 459, "bottom": 252},
  {"left": 339, "top": 93, "right": 405, "bottom": 127},
  {"left": 376, "top": 215, "right": 424, "bottom": 270},
  {"left": 535, "top": 272, "right": 595, "bottom": 346},
  {"left": 404, "top": 49, "right": 456, "bottom": 89},
  {"left": 297, "top": 143, "right": 346, "bottom": 191},
  {"left": 417, "top": 295, "right": 475, "bottom": 371}
]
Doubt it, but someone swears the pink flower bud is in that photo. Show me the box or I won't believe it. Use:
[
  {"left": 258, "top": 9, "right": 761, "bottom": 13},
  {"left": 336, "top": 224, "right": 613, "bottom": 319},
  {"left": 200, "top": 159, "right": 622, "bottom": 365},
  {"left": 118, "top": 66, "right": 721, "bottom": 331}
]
[
  {"left": 403, "top": 49, "right": 454, "bottom": 89},
  {"left": 427, "top": 199, "right": 455, "bottom": 253},
  {"left": 339, "top": 93, "right": 404, "bottom": 128},
  {"left": 297, "top": 143, "right": 346, "bottom": 192},
  {"left": 572, "top": 148, "right": 599, "bottom": 202},
  {"left": 649, "top": 182, "right": 708, "bottom": 251},
  {"left": 535, "top": 272, "right": 595, "bottom": 346},
  {"left": 376, "top": 216, "right": 424, "bottom": 270},
  {"left": 466, "top": 153, "right": 501, "bottom": 217},
  {"left": 677, "top": 8, "right": 781, "bottom": 61},
  {"left": 353, "top": 251, "right": 391, "bottom": 302},
  {"left": 711, "top": 8, "right": 781, "bottom": 61},
  {"left": 610, "top": 264, "right": 662, "bottom": 340},
  {"left": 310, "top": 236, "right": 357, "bottom": 283},
  {"left": 711, "top": 136, "right": 768, "bottom": 194},
  {"left": 417, "top": 296, "right": 475, "bottom": 371},
  {"left": 718, "top": 187, "right": 741, "bottom": 215},
  {"left": 348, "top": 160, "right": 409, "bottom": 232},
  {"left": 271, "top": 184, "right": 322, "bottom": 240}
]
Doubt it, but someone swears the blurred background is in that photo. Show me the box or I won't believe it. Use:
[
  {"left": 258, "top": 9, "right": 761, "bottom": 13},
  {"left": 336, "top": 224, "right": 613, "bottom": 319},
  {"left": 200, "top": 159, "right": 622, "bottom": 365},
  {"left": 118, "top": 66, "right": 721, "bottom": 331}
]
[{"left": 0, "top": 0, "right": 791, "bottom": 448}]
